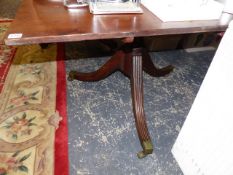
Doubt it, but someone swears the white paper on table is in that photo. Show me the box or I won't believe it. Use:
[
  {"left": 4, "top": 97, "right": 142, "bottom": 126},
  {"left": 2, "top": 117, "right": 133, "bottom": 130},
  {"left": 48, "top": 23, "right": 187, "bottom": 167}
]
[
  {"left": 141, "top": 0, "right": 224, "bottom": 22},
  {"left": 172, "top": 20, "right": 233, "bottom": 175}
]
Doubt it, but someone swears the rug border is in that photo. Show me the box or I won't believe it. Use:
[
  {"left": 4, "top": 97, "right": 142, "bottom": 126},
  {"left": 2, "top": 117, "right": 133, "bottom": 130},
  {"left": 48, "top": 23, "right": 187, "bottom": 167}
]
[
  {"left": 55, "top": 43, "right": 69, "bottom": 175},
  {"left": 0, "top": 19, "right": 13, "bottom": 22}
]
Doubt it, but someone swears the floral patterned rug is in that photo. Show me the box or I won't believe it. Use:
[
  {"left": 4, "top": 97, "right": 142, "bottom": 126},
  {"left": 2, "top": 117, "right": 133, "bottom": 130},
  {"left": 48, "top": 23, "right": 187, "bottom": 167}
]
[{"left": 0, "top": 20, "right": 69, "bottom": 175}]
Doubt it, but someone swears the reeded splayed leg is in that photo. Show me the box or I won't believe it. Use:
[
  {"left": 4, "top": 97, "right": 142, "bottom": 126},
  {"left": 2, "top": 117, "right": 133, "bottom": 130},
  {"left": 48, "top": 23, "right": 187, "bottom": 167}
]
[
  {"left": 142, "top": 49, "right": 174, "bottom": 77},
  {"left": 129, "top": 48, "right": 153, "bottom": 158},
  {"left": 68, "top": 51, "right": 125, "bottom": 81}
]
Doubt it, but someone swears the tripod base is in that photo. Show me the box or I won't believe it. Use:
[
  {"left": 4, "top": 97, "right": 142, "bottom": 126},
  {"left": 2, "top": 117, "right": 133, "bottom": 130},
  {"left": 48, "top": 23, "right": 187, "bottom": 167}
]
[{"left": 68, "top": 38, "right": 173, "bottom": 158}]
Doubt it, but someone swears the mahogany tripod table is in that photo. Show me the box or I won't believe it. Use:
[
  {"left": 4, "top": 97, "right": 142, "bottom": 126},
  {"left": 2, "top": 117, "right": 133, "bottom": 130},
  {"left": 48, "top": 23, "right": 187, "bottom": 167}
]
[
  {"left": 68, "top": 37, "right": 173, "bottom": 158},
  {"left": 5, "top": 0, "right": 230, "bottom": 158}
]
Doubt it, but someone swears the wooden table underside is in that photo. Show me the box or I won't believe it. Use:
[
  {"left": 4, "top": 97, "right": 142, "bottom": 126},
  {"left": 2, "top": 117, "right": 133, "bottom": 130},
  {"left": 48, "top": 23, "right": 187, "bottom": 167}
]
[{"left": 5, "top": 0, "right": 230, "bottom": 158}]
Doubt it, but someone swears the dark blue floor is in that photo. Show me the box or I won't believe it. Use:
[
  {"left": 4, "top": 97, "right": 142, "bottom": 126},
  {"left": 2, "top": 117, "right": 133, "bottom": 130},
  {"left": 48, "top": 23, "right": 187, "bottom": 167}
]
[{"left": 65, "top": 44, "right": 215, "bottom": 175}]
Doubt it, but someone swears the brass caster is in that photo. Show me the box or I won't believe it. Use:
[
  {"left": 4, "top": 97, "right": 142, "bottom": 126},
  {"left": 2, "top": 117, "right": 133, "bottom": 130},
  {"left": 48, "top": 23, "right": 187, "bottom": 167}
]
[
  {"left": 166, "top": 65, "right": 174, "bottom": 72},
  {"left": 137, "top": 140, "right": 153, "bottom": 159},
  {"left": 68, "top": 71, "right": 76, "bottom": 81},
  {"left": 137, "top": 151, "right": 147, "bottom": 159}
]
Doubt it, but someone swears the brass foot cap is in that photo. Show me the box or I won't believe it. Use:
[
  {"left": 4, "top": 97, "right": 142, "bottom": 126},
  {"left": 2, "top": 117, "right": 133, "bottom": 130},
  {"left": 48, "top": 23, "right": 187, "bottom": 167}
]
[
  {"left": 68, "top": 71, "right": 76, "bottom": 81},
  {"left": 137, "top": 140, "right": 153, "bottom": 159},
  {"left": 142, "top": 140, "right": 153, "bottom": 154},
  {"left": 137, "top": 151, "right": 147, "bottom": 159}
]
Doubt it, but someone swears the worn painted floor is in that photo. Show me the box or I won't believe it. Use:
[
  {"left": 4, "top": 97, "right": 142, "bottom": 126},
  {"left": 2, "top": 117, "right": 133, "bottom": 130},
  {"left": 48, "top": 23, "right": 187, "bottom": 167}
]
[{"left": 65, "top": 43, "right": 215, "bottom": 175}]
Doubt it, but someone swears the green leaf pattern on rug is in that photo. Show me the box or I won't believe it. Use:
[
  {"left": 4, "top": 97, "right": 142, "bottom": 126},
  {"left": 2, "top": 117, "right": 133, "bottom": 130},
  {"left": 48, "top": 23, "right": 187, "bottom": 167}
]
[
  {"left": 8, "top": 90, "right": 40, "bottom": 109},
  {"left": 2, "top": 112, "right": 37, "bottom": 140},
  {"left": 0, "top": 23, "right": 10, "bottom": 45},
  {"left": 0, "top": 151, "right": 31, "bottom": 175},
  {"left": 0, "top": 25, "right": 7, "bottom": 32},
  {"left": 19, "top": 65, "right": 42, "bottom": 76},
  {"left": 0, "top": 25, "right": 7, "bottom": 36},
  {"left": 0, "top": 45, "right": 14, "bottom": 68}
]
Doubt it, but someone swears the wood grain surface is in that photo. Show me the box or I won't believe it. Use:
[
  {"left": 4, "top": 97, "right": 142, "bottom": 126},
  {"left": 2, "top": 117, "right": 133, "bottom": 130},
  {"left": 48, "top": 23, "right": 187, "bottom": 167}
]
[{"left": 4, "top": 0, "right": 231, "bottom": 45}]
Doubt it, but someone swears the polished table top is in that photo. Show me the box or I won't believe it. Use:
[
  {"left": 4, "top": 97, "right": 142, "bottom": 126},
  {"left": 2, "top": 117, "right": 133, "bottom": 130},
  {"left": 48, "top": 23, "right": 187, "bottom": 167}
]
[{"left": 4, "top": 0, "right": 232, "bottom": 46}]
